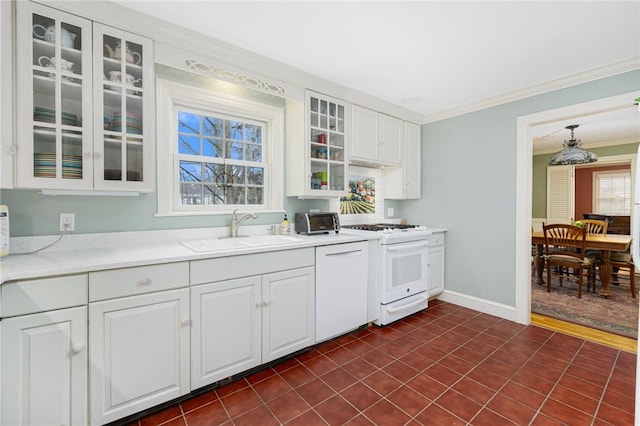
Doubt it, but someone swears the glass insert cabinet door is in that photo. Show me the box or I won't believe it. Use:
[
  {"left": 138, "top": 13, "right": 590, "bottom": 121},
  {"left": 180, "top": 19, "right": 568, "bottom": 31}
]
[
  {"left": 307, "top": 92, "right": 347, "bottom": 195},
  {"left": 93, "top": 23, "right": 154, "bottom": 191},
  {"left": 16, "top": 3, "right": 93, "bottom": 189}
]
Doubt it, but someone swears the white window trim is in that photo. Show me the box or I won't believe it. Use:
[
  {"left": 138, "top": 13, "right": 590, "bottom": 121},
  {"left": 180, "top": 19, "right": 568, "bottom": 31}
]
[
  {"left": 592, "top": 170, "right": 631, "bottom": 215},
  {"left": 156, "top": 78, "right": 284, "bottom": 216}
]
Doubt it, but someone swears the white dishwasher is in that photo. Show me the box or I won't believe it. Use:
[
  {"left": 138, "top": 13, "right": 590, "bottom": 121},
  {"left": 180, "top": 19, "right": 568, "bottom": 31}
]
[{"left": 315, "top": 241, "right": 368, "bottom": 342}]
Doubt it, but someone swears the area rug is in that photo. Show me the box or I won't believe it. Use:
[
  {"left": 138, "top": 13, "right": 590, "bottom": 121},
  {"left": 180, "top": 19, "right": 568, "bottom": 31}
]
[{"left": 531, "top": 273, "right": 639, "bottom": 339}]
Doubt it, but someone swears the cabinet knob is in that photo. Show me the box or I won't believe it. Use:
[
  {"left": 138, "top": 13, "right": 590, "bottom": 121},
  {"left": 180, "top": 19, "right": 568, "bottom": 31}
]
[
  {"left": 72, "top": 343, "right": 85, "bottom": 353},
  {"left": 181, "top": 319, "right": 192, "bottom": 326},
  {"left": 94, "top": 152, "right": 103, "bottom": 159},
  {"left": 138, "top": 277, "right": 152, "bottom": 286},
  {"left": 5, "top": 145, "right": 16, "bottom": 154},
  {"left": 83, "top": 152, "right": 93, "bottom": 159}
]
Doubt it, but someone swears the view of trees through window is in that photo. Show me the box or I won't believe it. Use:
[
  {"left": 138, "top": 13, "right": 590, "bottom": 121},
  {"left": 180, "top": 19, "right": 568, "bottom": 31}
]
[{"left": 177, "top": 110, "right": 265, "bottom": 206}]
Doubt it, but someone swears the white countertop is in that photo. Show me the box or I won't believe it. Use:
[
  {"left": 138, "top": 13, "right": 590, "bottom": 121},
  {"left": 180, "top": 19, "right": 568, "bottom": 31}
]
[{"left": 0, "top": 227, "right": 376, "bottom": 284}]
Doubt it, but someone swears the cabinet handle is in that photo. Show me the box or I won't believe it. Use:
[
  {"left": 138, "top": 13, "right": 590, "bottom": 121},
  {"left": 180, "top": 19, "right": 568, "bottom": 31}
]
[
  {"left": 181, "top": 319, "right": 192, "bottom": 326},
  {"left": 94, "top": 152, "right": 103, "bottom": 159},
  {"left": 83, "top": 152, "right": 93, "bottom": 159},
  {"left": 262, "top": 301, "right": 270, "bottom": 306},
  {"left": 256, "top": 302, "right": 263, "bottom": 308},
  {"left": 5, "top": 145, "right": 16, "bottom": 154},
  {"left": 72, "top": 343, "right": 85, "bottom": 353},
  {"left": 325, "top": 249, "right": 362, "bottom": 257},
  {"left": 138, "top": 277, "right": 152, "bottom": 286}
]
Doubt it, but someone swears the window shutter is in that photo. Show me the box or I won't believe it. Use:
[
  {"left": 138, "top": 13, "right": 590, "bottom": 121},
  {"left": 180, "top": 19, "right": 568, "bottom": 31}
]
[{"left": 547, "top": 165, "right": 574, "bottom": 224}]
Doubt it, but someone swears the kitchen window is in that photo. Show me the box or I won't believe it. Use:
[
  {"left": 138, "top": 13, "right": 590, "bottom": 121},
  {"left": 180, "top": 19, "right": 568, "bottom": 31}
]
[
  {"left": 594, "top": 170, "right": 631, "bottom": 215},
  {"left": 156, "top": 79, "right": 284, "bottom": 215}
]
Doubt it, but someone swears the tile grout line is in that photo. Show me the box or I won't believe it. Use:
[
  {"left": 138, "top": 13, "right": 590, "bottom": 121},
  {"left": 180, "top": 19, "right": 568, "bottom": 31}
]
[{"left": 590, "top": 349, "right": 621, "bottom": 425}]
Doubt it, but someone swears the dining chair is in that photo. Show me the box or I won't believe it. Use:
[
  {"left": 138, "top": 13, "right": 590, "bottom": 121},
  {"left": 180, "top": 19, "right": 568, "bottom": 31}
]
[
  {"left": 609, "top": 252, "right": 637, "bottom": 298},
  {"left": 581, "top": 219, "right": 608, "bottom": 292},
  {"left": 582, "top": 219, "right": 608, "bottom": 235},
  {"left": 543, "top": 224, "right": 595, "bottom": 298}
]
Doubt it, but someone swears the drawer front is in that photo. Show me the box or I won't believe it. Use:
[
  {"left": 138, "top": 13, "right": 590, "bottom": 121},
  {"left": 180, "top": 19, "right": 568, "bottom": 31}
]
[
  {"left": 429, "top": 233, "right": 445, "bottom": 247},
  {"left": 1, "top": 274, "right": 88, "bottom": 318},
  {"left": 89, "top": 262, "right": 189, "bottom": 301},
  {"left": 191, "top": 247, "right": 315, "bottom": 285}
]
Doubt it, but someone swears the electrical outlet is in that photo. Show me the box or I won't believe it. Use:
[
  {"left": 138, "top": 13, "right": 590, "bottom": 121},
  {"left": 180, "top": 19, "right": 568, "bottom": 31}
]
[
  {"left": 60, "top": 213, "right": 75, "bottom": 232},
  {"left": 387, "top": 207, "right": 394, "bottom": 217}
]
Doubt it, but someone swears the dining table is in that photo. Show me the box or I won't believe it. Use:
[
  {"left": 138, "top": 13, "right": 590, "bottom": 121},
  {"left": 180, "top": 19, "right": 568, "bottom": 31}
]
[{"left": 531, "top": 230, "right": 632, "bottom": 297}]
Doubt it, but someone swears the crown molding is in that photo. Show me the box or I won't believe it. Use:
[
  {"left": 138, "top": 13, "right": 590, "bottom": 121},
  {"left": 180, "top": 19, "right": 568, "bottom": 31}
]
[{"left": 423, "top": 57, "right": 640, "bottom": 125}]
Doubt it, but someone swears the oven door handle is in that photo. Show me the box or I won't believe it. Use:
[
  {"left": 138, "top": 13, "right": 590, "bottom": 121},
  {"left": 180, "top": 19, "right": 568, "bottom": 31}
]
[
  {"left": 385, "top": 241, "right": 429, "bottom": 251},
  {"left": 386, "top": 295, "right": 428, "bottom": 313}
]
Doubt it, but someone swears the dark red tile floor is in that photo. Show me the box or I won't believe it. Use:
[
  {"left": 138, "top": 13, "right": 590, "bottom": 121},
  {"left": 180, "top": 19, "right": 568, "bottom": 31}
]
[{"left": 131, "top": 300, "right": 636, "bottom": 425}]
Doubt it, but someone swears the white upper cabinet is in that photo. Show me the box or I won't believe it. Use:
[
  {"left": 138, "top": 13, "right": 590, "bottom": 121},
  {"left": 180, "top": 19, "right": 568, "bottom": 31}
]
[
  {"left": 15, "top": 2, "right": 154, "bottom": 192},
  {"left": 286, "top": 91, "right": 349, "bottom": 198},
  {"left": 93, "top": 23, "right": 154, "bottom": 192},
  {"left": 351, "top": 105, "right": 402, "bottom": 166},
  {"left": 384, "top": 121, "right": 421, "bottom": 199}
]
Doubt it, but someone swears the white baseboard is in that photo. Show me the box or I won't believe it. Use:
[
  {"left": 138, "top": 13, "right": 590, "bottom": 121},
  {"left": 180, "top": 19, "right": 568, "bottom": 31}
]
[{"left": 437, "top": 290, "right": 520, "bottom": 323}]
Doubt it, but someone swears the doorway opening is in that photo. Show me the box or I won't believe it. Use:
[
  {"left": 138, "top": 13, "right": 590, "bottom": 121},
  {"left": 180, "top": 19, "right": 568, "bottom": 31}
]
[{"left": 514, "top": 90, "right": 640, "bottom": 326}]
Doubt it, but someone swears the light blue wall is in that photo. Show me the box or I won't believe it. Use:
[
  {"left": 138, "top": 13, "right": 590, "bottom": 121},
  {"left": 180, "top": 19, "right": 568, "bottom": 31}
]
[{"left": 402, "top": 70, "right": 640, "bottom": 307}]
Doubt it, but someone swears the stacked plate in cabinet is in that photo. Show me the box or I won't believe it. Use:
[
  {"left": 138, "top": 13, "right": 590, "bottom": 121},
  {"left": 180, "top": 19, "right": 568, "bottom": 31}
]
[
  {"left": 34, "top": 153, "right": 82, "bottom": 179},
  {"left": 34, "top": 107, "right": 78, "bottom": 126},
  {"left": 111, "top": 111, "right": 142, "bottom": 134}
]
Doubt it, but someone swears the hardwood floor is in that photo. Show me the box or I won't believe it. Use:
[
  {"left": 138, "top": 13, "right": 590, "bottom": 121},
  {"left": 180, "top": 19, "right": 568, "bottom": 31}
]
[{"left": 531, "top": 313, "right": 637, "bottom": 353}]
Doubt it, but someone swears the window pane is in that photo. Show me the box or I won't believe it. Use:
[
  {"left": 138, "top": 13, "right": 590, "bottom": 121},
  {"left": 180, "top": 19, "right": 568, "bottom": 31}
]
[
  {"left": 247, "top": 187, "right": 263, "bottom": 204},
  {"left": 226, "top": 141, "right": 243, "bottom": 160},
  {"left": 228, "top": 165, "right": 245, "bottom": 184},
  {"left": 245, "top": 124, "right": 262, "bottom": 143},
  {"left": 247, "top": 167, "right": 263, "bottom": 185},
  {"left": 178, "top": 112, "right": 199, "bottom": 134},
  {"left": 204, "top": 163, "right": 223, "bottom": 183},
  {"left": 246, "top": 144, "right": 262, "bottom": 162},
  {"left": 203, "top": 116, "right": 223, "bottom": 137},
  {"left": 178, "top": 135, "right": 200, "bottom": 155},
  {"left": 180, "top": 183, "right": 202, "bottom": 204},
  {"left": 180, "top": 161, "right": 201, "bottom": 182},
  {"left": 227, "top": 186, "right": 245, "bottom": 204},
  {"left": 225, "top": 121, "right": 243, "bottom": 141},
  {"left": 203, "top": 138, "right": 223, "bottom": 157},
  {"left": 205, "top": 184, "right": 226, "bottom": 204}
]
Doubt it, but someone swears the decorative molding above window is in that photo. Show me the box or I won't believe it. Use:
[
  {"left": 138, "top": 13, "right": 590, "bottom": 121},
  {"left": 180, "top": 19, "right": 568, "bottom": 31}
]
[{"left": 185, "top": 59, "right": 285, "bottom": 97}]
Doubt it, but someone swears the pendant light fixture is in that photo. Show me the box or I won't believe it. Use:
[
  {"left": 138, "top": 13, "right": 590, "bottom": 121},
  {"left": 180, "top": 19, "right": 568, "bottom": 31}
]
[{"left": 548, "top": 124, "right": 598, "bottom": 166}]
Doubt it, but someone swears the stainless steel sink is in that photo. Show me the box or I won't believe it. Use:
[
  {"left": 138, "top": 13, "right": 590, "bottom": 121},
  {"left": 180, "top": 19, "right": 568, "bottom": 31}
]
[{"left": 179, "top": 235, "right": 304, "bottom": 253}]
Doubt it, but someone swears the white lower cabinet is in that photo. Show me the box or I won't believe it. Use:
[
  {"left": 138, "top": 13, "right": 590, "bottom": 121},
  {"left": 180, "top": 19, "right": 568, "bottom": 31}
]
[
  {"left": 191, "top": 276, "right": 262, "bottom": 389},
  {"left": 191, "top": 266, "right": 315, "bottom": 389},
  {"left": 1, "top": 306, "right": 87, "bottom": 426},
  {"left": 427, "top": 232, "right": 446, "bottom": 297},
  {"left": 262, "top": 267, "right": 315, "bottom": 362},
  {"left": 89, "top": 289, "right": 190, "bottom": 425}
]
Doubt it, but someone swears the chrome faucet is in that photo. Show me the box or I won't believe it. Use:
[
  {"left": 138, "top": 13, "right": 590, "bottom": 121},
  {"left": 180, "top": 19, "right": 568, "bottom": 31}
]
[{"left": 230, "top": 209, "right": 257, "bottom": 237}]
